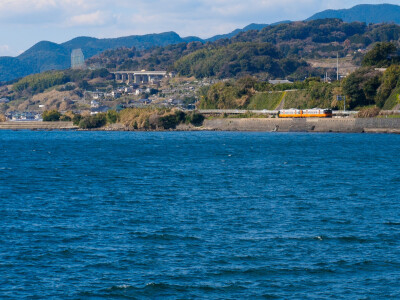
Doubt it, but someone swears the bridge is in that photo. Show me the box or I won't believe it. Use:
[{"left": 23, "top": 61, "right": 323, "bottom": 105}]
[{"left": 112, "top": 71, "right": 171, "bottom": 84}]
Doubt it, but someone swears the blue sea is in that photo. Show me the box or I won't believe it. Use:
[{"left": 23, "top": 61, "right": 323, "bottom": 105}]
[{"left": 1, "top": 131, "right": 400, "bottom": 299}]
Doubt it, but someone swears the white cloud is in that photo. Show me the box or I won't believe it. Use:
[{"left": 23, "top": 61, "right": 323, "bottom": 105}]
[
  {"left": 67, "top": 11, "right": 111, "bottom": 27},
  {"left": 0, "top": 45, "right": 14, "bottom": 56}
]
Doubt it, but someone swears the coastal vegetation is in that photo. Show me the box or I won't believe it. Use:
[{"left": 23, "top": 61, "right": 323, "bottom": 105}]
[
  {"left": 42, "top": 110, "right": 61, "bottom": 121},
  {"left": 40, "top": 108, "right": 207, "bottom": 130},
  {"left": 119, "top": 108, "right": 204, "bottom": 130},
  {"left": 356, "top": 107, "right": 381, "bottom": 118},
  {"left": 77, "top": 114, "right": 107, "bottom": 129}
]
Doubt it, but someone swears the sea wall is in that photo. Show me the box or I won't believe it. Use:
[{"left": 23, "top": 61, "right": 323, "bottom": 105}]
[
  {"left": 202, "top": 118, "right": 400, "bottom": 133},
  {"left": 1, "top": 119, "right": 400, "bottom": 133},
  {"left": 0, "top": 121, "right": 77, "bottom": 130}
]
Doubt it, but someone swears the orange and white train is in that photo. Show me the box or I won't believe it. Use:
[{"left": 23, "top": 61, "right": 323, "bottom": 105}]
[{"left": 278, "top": 108, "right": 332, "bottom": 118}]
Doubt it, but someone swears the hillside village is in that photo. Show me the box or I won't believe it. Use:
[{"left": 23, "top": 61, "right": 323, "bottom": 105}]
[{"left": 0, "top": 71, "right": 222, "bottom": 120}]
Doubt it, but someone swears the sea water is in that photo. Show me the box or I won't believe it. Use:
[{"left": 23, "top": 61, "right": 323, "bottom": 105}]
[{"left": 1, "top": 131, "right": 400, "bottom": 299}]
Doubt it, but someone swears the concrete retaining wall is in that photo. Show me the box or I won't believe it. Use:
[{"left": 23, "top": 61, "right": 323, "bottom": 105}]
[
  {"left": 203, "top": 118, "right": 400, "bottom": 133},
  {"left": 0, "top": 121, "right": 78, "bottom": 130}
]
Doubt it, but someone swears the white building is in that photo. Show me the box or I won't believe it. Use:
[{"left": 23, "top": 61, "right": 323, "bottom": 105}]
[
  {"left": 91, "top": 100, "right": 100, "bottom": 108},
  {"left": 71, "top": 49, "right": 85, "bottom": 69}
]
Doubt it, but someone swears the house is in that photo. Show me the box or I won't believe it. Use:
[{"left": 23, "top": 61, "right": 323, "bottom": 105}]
[
  {"left": 91, "top": 105, "right": 110, "bottom": 115},
  {"left": 111, "top": 91, "right": 121, "bottom": 98},
  {"left": 125, "top": 87, "right": 134, "bottom": 93},
  {"left": 91, "top": 100, "right": 100, "bottom": 108},
  {"left": 135, "top": 88, "right": 144, "bottom": 95},
  {"left": 10, "top": 111, "right": 41, "bottom": 121},
  {"left": 0, "top": 98, "right": 9, "bottom": 103},
  {"left": 92, "top": 92, "right": 104, "bottom": 100}
]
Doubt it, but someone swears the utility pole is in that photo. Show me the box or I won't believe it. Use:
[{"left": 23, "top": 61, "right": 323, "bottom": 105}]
[{"left": 337, "top": 52, "right": 339, "bottom": 81}]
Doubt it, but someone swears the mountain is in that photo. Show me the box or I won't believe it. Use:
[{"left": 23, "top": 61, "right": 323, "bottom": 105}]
[
  {"left": 307, "top": 4, "right": 400, "bottom": 24},
  {"left": 0, "top": 32, "right": 186, "bottom": 82},
  {"left": 2, "top": 4, "right": 400, "bottom": 82}
]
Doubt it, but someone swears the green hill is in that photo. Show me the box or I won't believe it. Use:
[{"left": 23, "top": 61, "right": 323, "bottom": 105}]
[{"left": 0, "top": 32, "right": 186, "bottom": 82}]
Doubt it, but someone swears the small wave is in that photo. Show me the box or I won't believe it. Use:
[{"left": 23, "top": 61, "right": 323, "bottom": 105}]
[
  {"left": 108, "top": 284, "right": 133, "bottom": 291},
  {"left": 384, "top": 221, "right": 400, "bottom": 226},
  {"left": 336, "top": 236, "right": 372, "bottom": 243},
  {"left": 133, "top": 232, "right": 201, "bottom": 242},
  {"left": 143, "top": 282, "right": 188, "bottom": 293},
  {"left": 210, "top": 265, "right": 336, "bottom": 277}
]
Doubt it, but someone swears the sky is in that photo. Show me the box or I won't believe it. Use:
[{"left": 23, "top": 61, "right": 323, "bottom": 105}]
[{"left": 0, "top": 0, "right": 398, "bottom": 56}]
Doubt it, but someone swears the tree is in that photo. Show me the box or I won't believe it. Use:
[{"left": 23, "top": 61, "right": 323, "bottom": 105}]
[
  {"left": 78, "top": 114, "right": 107, "bottom": 129},
  {"left": 42, "top": 110, "right": 61, "bottom": 121},
  {"left": 362, "top": 42, "right": 398, "bottom": 67},
  {"left": 376, "top": 65, "right": 400, "bottom": 107},
  {"left": 106, "top": 110, "right": 119, "bottom": 124},
  {"left": 343, "top": 68, "right": 382, "bottom": 108}
]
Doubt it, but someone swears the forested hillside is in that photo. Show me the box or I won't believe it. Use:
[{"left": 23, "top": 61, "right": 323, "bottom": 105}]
[
  {"left": 198, "top": 42, "right": 400, "bottom": 110},
  {"left": 86, "top": 19, "right": 400, "bottom": 80}
]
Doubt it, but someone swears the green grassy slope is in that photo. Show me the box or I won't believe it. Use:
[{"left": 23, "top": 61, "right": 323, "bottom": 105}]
[{"left": 247, "top": 92, "right": 283, "bottom": 110}]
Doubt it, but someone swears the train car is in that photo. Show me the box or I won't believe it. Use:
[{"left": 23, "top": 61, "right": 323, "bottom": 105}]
[
  {"left": 278, "top": 108, "right": 332, "bottom": 118},
  {"left": 302, "top": 108, "right": 332, "bottom": 118},
  {"left": 278, "top": 109, "right": 303, "bottom": 118}
]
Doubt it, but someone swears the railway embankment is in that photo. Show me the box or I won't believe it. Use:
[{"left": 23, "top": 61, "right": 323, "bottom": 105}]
[{"left": 202, "top": 118, "right": 400, "bottom": 133}]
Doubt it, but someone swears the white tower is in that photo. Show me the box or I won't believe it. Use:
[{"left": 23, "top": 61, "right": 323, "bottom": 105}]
[{"left": 71, "top": 49, "right": 85, "bottom": 69}]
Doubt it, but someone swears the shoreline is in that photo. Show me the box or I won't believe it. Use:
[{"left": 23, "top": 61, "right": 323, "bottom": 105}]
[{"left": 1, "top": 118, "right": 400, "bottom": 134}]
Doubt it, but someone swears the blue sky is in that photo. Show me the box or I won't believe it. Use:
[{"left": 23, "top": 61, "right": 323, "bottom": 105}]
[{"left": 0, "top": 0, "right": 398, "bottom": 56}]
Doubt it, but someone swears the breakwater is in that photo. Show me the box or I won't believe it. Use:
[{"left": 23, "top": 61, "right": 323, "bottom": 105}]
[
  {"left": 203, "top": 118, "right": 400, "bottom": 133},
  {"left": 0, "top": 121, "right": 77, "bottom": 130}
]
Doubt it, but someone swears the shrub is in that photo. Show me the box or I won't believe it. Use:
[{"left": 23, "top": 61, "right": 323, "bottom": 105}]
[
  {"left": 356, "top": 107, "right": 381, "bottom": 118},
  {"left": 159, "top": 114, "right": 179, "bottom": 129},
  {"left": 60, "top": 115, "right": 71, "bottom": 121},
  {"left": 72, "top": 114, "right": 82, "bottom": 126},
  {"left": 187, "top": 112, "right": 205, "bottom": 126},
  {"left": 42, "top": 110, "right": 61, "bottom": 121},
  {"left": 106, "top": 110, "right": 119, "bottom": 124},
  {"left": 78, "top": 113, "right": 107, "bottom": 129}
]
